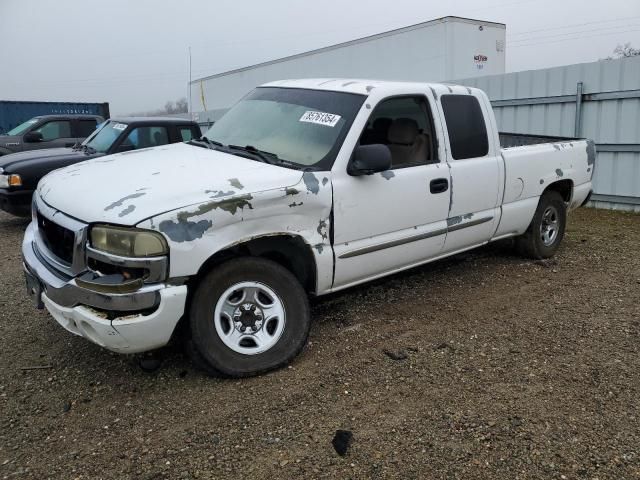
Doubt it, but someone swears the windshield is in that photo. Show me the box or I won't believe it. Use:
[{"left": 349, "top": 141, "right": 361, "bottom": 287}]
[
  {"left": 83, "top": 121, "right": 127, "bottom": 153},
  {"left": 7, "top": 118, "right": 39, "bottom": 136},
  {"left": 203, "top": 87, "right": 365, "bottom": 169}
]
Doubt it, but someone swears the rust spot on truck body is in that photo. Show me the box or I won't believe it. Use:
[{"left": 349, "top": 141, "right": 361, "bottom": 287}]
[
  {"left": 303, "top": 172, "right": 320, "bottom": 194},
  {"left": 159, "top": 219, "right": 213, "bottom": 242},
  {"left": 118, "top": 205, "right": 136, "bottom": 217},
  {"left": 176, "top": 194, "right": 254, "bottom": 221},
  {"left": 104, "top": 192, "right": 146, "bottom": 211},
  {"left": 317, "top": 219, "right": 328, "bottom": 240},
  {"left": 228, "top": 178, "right": 244, "bottom": 189}
]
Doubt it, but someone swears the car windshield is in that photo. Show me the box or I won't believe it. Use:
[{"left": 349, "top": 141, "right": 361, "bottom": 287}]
[
  {"left": 6, "top": 118, "right": 39, "bottom": 136},
  {"left": 83, "top": 121, "right": 127, "bottom": 153},
  {"left": 203, "top": 87, "right": 366, "bottom": 170}
]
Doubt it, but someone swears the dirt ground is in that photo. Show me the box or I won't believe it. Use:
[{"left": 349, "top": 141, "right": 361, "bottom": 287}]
[{"left": 1, "top": 207, "right": 639, "bottom": 480}]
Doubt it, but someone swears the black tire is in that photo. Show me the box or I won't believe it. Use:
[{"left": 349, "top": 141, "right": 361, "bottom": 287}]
[
  {"left": 516, "top": 190, "right": 567, "bottom": 259},
  {"left": 188, "top": 257, "right": 311, "bottom": 378}
]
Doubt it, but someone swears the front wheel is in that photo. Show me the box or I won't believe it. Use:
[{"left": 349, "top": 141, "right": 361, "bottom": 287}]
[
  {"left": 516, "top": 190, "right": 567, "bottom": 259},
  {"left": 188, "top": 257, "right": 311, "bottom": 377}
]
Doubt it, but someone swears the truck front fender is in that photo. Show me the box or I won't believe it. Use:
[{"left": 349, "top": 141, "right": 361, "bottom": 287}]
[{"left": 138, "top": 173, "right": 334, "bottom": 294}]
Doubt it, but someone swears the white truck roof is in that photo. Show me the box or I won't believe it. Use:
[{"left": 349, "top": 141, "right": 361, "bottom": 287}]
[{"left": 261, "top": 78, "right": 478, "bottom": 97}]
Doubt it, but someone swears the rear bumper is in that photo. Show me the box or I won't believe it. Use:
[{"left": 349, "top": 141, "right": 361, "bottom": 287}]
[
  {"left": 22, "top": 221, "right": 188, "bottom": 353},
  {"left": 580, "top": 189, "right": 593, "bottom": 207},
  {"left": 571, "top": 183, "right": 592, "bottom": 211},
  {"left": 0, "top": 188, "right": 32, "bottom": 216}
]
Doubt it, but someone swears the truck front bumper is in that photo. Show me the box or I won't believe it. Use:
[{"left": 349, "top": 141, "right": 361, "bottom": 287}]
[
  {"left": 22, "top": 222, "right": 188, "bottom": 353},
  {"left": 0, "top": 188, "right": 33, "bottom": 217}
]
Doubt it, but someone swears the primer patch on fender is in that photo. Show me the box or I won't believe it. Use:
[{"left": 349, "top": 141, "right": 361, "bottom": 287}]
[
  {"left": 299, "top": 111, "right": 341, "bottom": 127},
  {"left": 159, "top": 219, "right": 212, "bottom": 242}
]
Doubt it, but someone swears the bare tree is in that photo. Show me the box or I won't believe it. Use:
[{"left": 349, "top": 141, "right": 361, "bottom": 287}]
[
  {"left": 129, "top": 97, "right": 189, "bottom": 116},
  {"left": 611, "top": 43, "right": 640, "bottom": 58},
  {"left": 162, "top": 98, "right": 188, "bottom": 114},
  {"left": 175, "top": 98, "right": 188, "bottom": 113}
]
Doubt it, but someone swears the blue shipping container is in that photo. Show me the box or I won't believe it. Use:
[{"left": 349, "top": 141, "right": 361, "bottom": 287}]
[{"left": 0, "top": 100, "right": 110, "bottom": 134}]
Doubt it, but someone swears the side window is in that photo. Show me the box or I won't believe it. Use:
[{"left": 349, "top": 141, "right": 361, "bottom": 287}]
[
  {"left": 179, "top": 126, "right": 194, "bottom": 141},
  {"left": 77, "top": 119, "right": 98, "bottom": 137},
  {"left": 441, "top": 95, "right": 489, "bottom": 160},
  {"left": 359, "top": 96, "right": 436, "bottom": 168},
  {"left": 122, "top": 126, "right": 169, "bottom": 150},
  {"left": 34, "top": 121, "right": 72, "bottom": 141}
]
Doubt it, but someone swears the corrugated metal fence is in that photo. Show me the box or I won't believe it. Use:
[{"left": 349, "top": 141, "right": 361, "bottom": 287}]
[{"left": 455, "top": 56, "right": 640, "bottom": 212}]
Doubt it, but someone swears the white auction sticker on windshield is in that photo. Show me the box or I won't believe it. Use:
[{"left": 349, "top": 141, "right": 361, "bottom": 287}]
[
  {"left": 113, "top": 123, "right": 127, "bottom": 131},
  {"left": 299, "top": 111, "right": 341, "bottom": 127}
]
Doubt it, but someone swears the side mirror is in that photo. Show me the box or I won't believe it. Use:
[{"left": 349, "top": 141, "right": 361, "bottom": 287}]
[
  {"left": 24, "top": 132, "right": 43, "bottom": 143},
  {"left": 348, "top": 144, "right": 392, "bottom": 176}
]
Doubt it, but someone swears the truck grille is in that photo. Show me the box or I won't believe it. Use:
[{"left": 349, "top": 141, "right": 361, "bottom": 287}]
[{"left": 37, "top": 212, "right": 75, "bottom": 264}]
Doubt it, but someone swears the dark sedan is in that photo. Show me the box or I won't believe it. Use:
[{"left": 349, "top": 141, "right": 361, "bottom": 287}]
[{"left": 0, "top": 117, "right": 201, "bottom": 216}]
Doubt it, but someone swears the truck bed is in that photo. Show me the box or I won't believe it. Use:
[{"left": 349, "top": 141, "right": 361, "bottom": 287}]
[{"left": 499, "top": 132, "right": 579, "bottom": 149}]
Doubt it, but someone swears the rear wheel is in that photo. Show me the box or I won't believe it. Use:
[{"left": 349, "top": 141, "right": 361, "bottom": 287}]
[
  {"left": 188, "top": 257, "right": 311, "bottom": 377},
  {"left": 516, "top": 190, "right": 567, "bottom": 259}
]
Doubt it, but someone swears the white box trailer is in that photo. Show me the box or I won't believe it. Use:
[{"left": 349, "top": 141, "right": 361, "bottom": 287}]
[{"left": 189, "top": 16, "right": 506, "bottom": 122}]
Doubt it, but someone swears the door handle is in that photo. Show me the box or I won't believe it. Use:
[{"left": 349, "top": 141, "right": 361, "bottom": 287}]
[{"left": 430, "top": 178, "right": 449, "bottom": 194}]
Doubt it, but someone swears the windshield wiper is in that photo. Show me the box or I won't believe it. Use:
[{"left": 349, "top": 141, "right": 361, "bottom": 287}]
[
  {"left": 188, "top": 136, "right": 224, "bottom": 150},
  {"left": 73, "top": 144, "right": 96, "bottom": 154},
  {"left": 227, "top": 145, "right": 282, "bottom": 165}
]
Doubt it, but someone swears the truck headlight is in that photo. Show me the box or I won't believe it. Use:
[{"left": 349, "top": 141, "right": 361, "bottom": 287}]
[
  {"left": 0, "top": 174, "right": 21, "bottom": 188},
  {"left": 90, "top": 225, "right": 168, "bottom": 257}
]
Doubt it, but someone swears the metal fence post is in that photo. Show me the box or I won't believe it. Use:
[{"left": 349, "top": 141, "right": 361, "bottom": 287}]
[{"left": 574, "top": 81, "right": 584, "bottom": 137}]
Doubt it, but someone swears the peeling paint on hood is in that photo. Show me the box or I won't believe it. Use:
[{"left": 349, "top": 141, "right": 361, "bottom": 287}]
[{"left": 37, "top": 142, "right": 304, "bottom": 225}]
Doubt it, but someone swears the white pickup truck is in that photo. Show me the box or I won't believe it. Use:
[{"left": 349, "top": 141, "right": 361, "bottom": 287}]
[{"left": 22, "top": 79, "right": 595, "bottom": 377}]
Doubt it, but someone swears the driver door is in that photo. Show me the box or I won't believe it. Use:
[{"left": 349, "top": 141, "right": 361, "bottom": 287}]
[
  {"left": 332, "top": 95, "right": 451, "bottom": 289},
  {"left": 29, "top": 120, "right": 75, "bottom": 150}
]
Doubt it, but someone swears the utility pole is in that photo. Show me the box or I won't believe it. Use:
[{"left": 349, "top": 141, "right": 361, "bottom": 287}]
[{"left": 188, "top": 46, "right": 192, "bottom": 117}]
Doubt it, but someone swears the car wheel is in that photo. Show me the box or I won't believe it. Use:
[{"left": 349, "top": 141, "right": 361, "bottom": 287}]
[
  {"left": 516, "top": 190, "right": 567, "bottom": 259},
  {"left": 188, "top": 257, "right": 311, "bottom": 377}
]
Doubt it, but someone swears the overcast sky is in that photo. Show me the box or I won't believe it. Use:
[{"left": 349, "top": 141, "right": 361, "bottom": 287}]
[{"left": 1, "top": 0, "right": 639, "bottom": 114}]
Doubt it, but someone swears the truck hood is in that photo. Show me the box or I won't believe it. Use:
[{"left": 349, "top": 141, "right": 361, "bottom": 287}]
[
  {"left": 37, "top": 142, "right": 304, "bottom": 225},
  {"left": 0, "top": 147, "right": 101, "bottom": 172}
]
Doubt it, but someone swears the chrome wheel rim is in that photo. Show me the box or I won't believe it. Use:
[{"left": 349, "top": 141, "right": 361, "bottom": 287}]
[
  {"left": 214, "top": 281, "right": 286, "bottom": 355},
  {"left": 540, "top": 206, "right": 559, "bottom": 246}
]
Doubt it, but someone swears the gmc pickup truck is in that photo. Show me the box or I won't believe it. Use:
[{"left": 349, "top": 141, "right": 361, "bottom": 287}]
[
  {"left": 22, "top": 79, "right": 595, "bottom": 377},
  {"left": 0, "top": 117, "right": 201, "bottom": 216}
]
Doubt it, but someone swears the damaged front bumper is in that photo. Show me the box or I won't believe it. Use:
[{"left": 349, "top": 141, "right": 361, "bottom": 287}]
[{"left": 22, "top": 221, "right": 187, "bottom": 353}]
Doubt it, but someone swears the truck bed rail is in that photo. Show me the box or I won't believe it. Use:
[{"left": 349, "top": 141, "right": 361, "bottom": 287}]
[{"left": 500, "top": 132, "right": 579, "bottom": 149}]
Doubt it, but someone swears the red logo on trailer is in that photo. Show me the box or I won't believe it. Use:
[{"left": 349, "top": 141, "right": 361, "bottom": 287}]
[{"left": 474, "top": 54, "right": 488, "bottom": 70}]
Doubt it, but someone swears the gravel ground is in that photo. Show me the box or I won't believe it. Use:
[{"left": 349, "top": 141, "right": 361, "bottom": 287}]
[{"left": 1, "top": 207, "right": 639, "bottom": 480}]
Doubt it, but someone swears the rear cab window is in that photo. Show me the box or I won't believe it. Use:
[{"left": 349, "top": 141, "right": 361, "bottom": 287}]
[
  {"left": 76, "top": 119, "right": 99, "bottom": 137},
  {"left": 179, "top": 126, "right": 197, "bottom": 142},
  {"left": 441, "top": 95, "right": 489, "bottom": 160},
  {"left": 121, "top": 126, "right": 169, "bottom": 150}
]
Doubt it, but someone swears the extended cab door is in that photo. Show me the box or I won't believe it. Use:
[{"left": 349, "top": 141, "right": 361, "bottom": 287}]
[
  {"left": 436, "top": 91, "right": 503, "bottom": 253},
  {"left": 332, "top": 93, "right": 451, "bottom": 290}
]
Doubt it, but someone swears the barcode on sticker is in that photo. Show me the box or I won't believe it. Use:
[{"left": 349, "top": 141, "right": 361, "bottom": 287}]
[
  {"left": 299, "top": 111, "right": 341, "bottom": 127},
  {"left": 113, "top": 123, "right": 127, "bottom": 131}
]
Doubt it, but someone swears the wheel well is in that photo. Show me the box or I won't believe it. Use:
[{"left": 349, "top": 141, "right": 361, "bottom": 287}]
[
  {"left": 544, "top": 179, "right": 573, "bottom": 203},
  {"left": 192, "top": 235, "right": 318, "bottom": 294}
]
